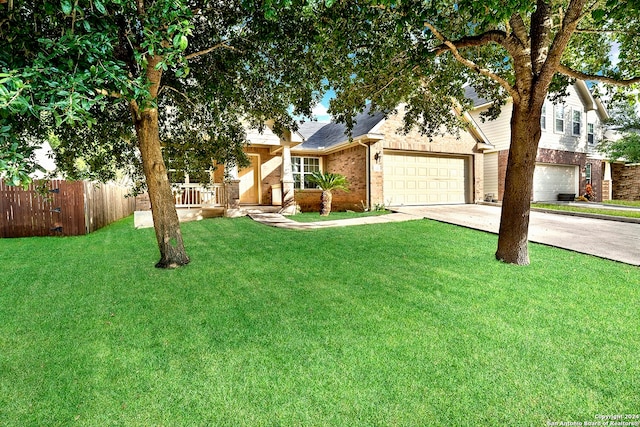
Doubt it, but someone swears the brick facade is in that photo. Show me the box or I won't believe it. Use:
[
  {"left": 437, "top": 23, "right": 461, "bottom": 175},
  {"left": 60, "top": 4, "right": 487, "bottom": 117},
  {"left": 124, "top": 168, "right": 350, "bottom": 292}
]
[
  {"left": 612, "top": 163, "right": 640, "bottom": 200},
  {"left": 495, "top": 148, "right": 603, "bottom": 202}
]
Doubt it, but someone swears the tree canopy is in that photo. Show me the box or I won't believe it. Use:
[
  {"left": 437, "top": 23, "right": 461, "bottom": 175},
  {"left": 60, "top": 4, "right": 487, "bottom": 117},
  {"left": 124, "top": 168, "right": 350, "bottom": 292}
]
[
  {"left": 314, "top": 0, "right": 640, "bottom": 264},
  {"left": 0, "top": 0, "right": 330, "bottom": 267}
]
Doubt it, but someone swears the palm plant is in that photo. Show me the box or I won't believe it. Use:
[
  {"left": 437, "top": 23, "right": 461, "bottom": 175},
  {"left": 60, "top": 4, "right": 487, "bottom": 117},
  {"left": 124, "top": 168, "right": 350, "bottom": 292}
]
[{"left": 308, "top": 171, "right": 349, "bottom": 216}]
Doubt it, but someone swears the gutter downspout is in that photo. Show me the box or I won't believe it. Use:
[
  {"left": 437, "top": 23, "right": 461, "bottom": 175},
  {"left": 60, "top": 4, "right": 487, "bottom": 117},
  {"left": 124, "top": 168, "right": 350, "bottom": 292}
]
[{"left": 358, "top": 141, "right": 371, "bottom": 210}]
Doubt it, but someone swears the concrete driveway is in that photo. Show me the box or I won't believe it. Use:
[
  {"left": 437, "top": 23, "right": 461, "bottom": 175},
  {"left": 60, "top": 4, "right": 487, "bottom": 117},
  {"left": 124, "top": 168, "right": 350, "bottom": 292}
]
[{"left": 393, "top": 204, "right": 640, "bottom": 266}]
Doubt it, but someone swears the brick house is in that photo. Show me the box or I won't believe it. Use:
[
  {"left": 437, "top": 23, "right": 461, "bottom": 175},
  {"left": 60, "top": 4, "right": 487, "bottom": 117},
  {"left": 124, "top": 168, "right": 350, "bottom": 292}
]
[
  {"left": 206, "top": 105, "right": 490, "bottom": 213},
  {"left": 467, "top": 80, "right": 612, "bottom": 202}
]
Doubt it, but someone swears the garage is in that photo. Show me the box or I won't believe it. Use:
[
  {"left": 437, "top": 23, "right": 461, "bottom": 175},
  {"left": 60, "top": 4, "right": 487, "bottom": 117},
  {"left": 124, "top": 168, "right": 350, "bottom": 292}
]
[
  {"left": 533, "top": 163, "right": 578, "bottom": 201},
  {"left": 383, "top": 151, "right": 469, "bottom": 206}
]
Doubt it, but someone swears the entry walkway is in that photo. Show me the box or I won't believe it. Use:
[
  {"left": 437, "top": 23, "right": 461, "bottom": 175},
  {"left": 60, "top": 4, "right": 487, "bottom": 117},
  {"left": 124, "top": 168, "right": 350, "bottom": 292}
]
[{"left": 248, "top": 212, "right": 420, "bottom": 230}]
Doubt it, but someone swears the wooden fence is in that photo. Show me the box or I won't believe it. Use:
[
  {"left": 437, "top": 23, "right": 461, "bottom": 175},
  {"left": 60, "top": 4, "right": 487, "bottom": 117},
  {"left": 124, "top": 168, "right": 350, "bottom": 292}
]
[{"left": 0, "top": 180, "right": 135, "bottom": 238}]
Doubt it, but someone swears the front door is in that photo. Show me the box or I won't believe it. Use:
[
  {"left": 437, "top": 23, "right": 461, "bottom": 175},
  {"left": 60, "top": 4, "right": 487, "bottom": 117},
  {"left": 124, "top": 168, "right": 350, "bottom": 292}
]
[{"left": 239, "top": 155, "right": 260, "bottom": 204}]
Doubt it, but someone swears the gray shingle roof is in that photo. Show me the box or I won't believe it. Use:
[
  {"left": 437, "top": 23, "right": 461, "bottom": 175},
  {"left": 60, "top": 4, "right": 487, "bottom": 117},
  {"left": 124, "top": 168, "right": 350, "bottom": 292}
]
[
  {"left": 297, "top": 105, "right": 386, "bottom": 150},
  {"left": 464, "top": 86, "right": 492, "bottom": 108}
]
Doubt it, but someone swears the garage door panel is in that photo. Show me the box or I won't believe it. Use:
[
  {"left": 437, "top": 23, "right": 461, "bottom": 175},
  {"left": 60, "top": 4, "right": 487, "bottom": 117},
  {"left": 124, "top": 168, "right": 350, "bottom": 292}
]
[
  {"left": 533, "top": 164, "right": 577, "bottom": 201},
  {"left": 384, "top": 152, "right": 468, "bottom": 206}
]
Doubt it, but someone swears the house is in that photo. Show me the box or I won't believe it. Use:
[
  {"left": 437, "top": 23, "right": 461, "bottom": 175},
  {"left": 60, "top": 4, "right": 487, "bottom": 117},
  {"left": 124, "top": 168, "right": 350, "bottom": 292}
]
[
  {"left": 203, "top": 105, "right": 490, "bottom": 214},
  {"left": 466, "top": 81, "right": 611, "bottom": 202}
]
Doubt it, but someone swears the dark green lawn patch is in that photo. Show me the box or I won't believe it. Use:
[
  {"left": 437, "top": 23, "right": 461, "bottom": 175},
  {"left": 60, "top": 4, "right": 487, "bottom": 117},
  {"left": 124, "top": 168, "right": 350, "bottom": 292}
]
[
  {"left": 1, "top": 216, "right": 639, "bottom": 425},
  {"left": 533, "top": 203, "right": 640, "bottom": 219},
  {"left": 602, "top": 200, "right": 640, "bottom": 208},
  {"left": 290, "top": 209, "right": 390, "bottom": 222}
]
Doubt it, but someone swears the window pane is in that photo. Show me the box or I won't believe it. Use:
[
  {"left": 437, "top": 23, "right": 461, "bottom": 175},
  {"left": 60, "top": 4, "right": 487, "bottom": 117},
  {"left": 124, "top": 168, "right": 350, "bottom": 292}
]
[
  {"left": 555, "top": 105, "right": 564, "bottom": 132},
  {"left": 572, "top": 110, "right": 581, "bottom": 135},
  {"left": 541, "top": 105, "right": 546, "bottom": 130}
]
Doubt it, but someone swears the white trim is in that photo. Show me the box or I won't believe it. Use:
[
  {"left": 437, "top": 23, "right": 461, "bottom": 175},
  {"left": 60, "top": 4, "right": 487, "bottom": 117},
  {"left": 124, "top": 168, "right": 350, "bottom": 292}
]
[{"left": 291, "top": 156, "right": 322, "bottom": 190}]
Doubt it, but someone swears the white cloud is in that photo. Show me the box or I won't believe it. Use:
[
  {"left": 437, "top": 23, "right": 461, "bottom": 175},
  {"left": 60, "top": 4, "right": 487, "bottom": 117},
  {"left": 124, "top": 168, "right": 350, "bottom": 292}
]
[{"left": 312, "top": 103, "right": 331, "bottom": 122}]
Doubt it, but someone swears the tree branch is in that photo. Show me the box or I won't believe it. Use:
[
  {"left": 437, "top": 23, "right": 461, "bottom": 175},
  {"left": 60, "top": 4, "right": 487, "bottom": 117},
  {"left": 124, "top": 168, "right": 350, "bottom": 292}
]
[
  {"left": 538, "top": 0, "right": 588, "bottom": 89},
  {"left": 158, "top": 85, "right": 197, "bottom": 107},
  {"left": 430, "top": 30, "right": 508, "bottom": 56},
  {"left": 184, "top": 41, "right": 240, "bottom": 60},
  {"left": 95, "top": 88, "right": 123, "bottom": 98},
  {"left": 424, "top": 22, "right": 517, "bottom": 100},
  {"left": 509, "top": 13, "right": 529, "bottom": 46},
  {"left": 557, "top": 64, "right": 640, "bottom": 86}
]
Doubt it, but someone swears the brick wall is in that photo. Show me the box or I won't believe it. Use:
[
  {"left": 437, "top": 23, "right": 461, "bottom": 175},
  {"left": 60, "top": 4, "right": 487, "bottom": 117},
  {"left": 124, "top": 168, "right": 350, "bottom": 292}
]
[
  {"left": 293, "top": 145, "right": 368, "bottom": 213},
  {"left": 612, "top": 163, "right": 640, "bottom": 200}
]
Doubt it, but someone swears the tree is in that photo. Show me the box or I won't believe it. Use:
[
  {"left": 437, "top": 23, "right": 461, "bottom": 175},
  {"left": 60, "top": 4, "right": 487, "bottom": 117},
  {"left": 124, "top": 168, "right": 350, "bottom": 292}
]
[
  {"left": 598, "top": 101, "right": 640, "bottom": 163},
  {"left": 308, "top": 171, "right": 349, "bottom": 216},
  {"left": 1, "top": 1, "right": 327, "bottom": 268},
  {"left": 315, "top": 0, "right": 640, "bottom": 265}
]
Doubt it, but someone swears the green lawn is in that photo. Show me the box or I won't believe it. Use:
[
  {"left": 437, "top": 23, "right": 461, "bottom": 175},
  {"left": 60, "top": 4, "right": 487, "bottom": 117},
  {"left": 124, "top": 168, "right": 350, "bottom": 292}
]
[
  {"left": 290, "top": 209, "right": 390, "bottom": 222},
  {"left": 1, "top": 217, "right": 639, "bottom": 426},
  {"left": 533, "top": 203, "right": 640, "bottom": 219},
  {"left": 603, "top": 200, "right": 640, "bottom": 208}
]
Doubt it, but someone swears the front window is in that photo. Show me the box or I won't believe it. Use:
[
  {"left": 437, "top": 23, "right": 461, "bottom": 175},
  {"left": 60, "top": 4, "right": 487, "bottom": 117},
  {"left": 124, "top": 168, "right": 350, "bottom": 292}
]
[
  {"left": 572, "top": 109, "right": 582, "bottom": 136},
  {"left": 555, "top": 105, "right": 565, "bottom": 133},
  {"left": 585, "top": 163, "right": 592, "bottom": 184},
  {"left": 541, "top": 104, "right": 547, "bottom": 130},
  {"left": 292, "top": 156, "right": 321, "bottom": 189},
  {"left": 587, "top": 123, "right": 595, "bottom": 144}
]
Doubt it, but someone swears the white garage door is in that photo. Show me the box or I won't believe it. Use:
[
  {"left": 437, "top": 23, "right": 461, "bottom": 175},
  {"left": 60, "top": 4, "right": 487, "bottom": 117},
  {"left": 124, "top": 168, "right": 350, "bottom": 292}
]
[
  {"left": 383, "top": 152, "right": 468, "bottom": 206},
  {"left": 533, "top": 164, "right": 578, "bottom": 201}
]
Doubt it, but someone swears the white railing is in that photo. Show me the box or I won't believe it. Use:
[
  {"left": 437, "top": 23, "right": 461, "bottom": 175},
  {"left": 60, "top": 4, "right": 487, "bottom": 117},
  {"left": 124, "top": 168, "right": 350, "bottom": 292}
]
[{"left": 172, "top": 183, "right": 226, "bottom": 208}]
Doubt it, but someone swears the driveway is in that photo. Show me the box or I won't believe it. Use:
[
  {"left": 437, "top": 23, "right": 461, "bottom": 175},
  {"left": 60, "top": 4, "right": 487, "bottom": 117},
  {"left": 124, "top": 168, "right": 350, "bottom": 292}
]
[{"left": 393, "top": 204, "right": 640, "bottom": 266}]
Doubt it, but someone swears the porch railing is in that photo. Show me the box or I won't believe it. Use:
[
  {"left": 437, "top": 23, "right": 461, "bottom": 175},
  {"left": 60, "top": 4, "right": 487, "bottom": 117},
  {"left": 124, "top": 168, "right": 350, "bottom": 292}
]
[{"left": 172, "top": 183, "right": 226, "bottom": 208}]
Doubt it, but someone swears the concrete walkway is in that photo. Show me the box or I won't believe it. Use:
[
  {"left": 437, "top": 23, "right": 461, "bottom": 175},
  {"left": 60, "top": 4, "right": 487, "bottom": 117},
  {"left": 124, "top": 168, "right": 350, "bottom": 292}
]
[
  {"left": 393, "top": 204, "right": 640, "bottom": 266},
  {"left": 248, "top": 212, "right": 421, "bottom": 230}
]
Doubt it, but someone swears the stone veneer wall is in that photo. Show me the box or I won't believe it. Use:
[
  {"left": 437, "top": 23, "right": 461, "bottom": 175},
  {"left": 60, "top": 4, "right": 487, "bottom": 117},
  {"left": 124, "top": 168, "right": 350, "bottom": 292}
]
[
  {"left": 495, "top": 148, "right": 602, "bottom": 202},
  {"left": 612, "top": 163, "right": 640, "bottom": 200}
]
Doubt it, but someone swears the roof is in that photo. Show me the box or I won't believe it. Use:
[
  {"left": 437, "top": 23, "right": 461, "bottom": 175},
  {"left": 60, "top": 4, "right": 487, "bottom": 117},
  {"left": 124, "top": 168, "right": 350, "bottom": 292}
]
[
  {"left": 297, "top": 105, "right": 386, "bottom": 150},
  {"left": 464, "top": 86, "right": 492, "bottom": 108}
]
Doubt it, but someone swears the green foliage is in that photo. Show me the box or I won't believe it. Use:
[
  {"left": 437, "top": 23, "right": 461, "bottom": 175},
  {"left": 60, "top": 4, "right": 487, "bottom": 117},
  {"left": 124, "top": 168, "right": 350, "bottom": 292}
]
[
  {"left": 599, "top": 133, "right": 640, "bottom": 163},
  {"left": 315, "top": 1, "right": 640, "bottom": 134},
  {"left": 308, "top": 171, "right": 349, "bottom": 192},
  {"left": 1, "top": 0, "right": 327, "bottom": 188}
]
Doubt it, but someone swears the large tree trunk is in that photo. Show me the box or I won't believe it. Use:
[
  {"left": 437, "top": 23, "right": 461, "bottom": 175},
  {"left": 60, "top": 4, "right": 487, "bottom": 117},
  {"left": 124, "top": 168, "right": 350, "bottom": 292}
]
[
  {"left": 495, "top": 102, "right": 543, "bottom": 265},
  {"left": 132, "top": 54, "right": 190, "bottom": 268}
]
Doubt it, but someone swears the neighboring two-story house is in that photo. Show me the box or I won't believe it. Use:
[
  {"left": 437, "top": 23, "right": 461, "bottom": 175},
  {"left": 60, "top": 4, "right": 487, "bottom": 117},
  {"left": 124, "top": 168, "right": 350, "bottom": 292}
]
[{"left": 466, "top": 81, "right": 611, "bottom": 202}]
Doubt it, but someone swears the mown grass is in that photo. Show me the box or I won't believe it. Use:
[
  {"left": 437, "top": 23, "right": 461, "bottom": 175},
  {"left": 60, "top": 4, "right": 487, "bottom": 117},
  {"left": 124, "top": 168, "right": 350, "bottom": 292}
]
[
  {"left": 602, "top": 199, "right": 640, "bottom": 208},
  {"left": 1, "top": 216, "right": 639, "bottom": 426},
  {"left": 290, "top": 209, "right": 390, "bottom": 222},
  {"left": 533, "top": 203, "right": 640, "bottom": 219}
]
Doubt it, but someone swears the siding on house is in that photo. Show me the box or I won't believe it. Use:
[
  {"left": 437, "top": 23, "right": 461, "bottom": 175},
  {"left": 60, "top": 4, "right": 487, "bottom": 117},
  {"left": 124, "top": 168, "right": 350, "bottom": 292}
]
[{"left": 483, "top": 152, "right": 498, "bottom": 200}]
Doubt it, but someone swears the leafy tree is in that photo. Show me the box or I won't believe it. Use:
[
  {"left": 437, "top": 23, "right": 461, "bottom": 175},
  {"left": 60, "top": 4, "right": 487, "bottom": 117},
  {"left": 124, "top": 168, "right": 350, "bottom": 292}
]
[
  {"left": 308, "top": 171, "right": 349, "bottom": 216},
  {"left": 1, "top": 0, "right": 328, "bottom": 268},
  {"left": 598, "top": 101, "right": 640, "bottom": 163},
  {"left": 316, "top": 0, "right": 640, "bottom": 265}
]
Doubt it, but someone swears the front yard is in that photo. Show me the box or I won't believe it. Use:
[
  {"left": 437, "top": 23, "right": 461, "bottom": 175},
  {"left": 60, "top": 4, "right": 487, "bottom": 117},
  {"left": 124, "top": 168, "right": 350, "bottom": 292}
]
[{"left": 1, "top": 216, "right": 638, "bottom": 425}]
